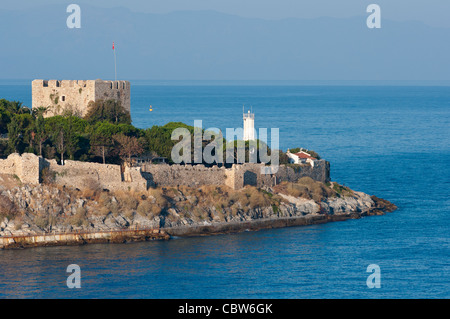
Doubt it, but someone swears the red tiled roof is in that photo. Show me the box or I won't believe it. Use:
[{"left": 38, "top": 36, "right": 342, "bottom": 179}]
[{"left": 294, "top": 152, "right": 316, "bottom": 159}]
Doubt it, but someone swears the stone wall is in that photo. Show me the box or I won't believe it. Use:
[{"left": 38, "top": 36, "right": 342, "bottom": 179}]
[
  {"left": 142, "top": 164, "right": 228, "bottom": 188},
  {"left": 44, "top": 159, "right": 147, "bottom": 192},
  {"left": 94, "top": 80, "right": 131, "bottom": 114},
  {"left": 32, "top": 79, "right": 130, "bottom": 117},
  {"left": 275, "top": 160, "right": 330, "bottom": 185},
  {"left": 143, "top": 160, "right": 330, "bottom": 190},
  {"left": 0, "top": 153, "right": 40, "bottom": 185},
  {"left": 0, "top": 154, "right": 330, "bottom": 192}
]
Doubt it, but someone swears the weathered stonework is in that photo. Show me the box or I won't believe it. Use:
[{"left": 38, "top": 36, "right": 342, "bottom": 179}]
[
  {"left": 0, "top": 153, "right": 41, "bottom": 185},
  {"left": 31, "top": 79, "right": 130, "bottom": 117},
  {"left": 0, "top": 153, "right": 330, "bottom": 192},
  {"left": 43, "top": 158, "right": 147, "bottom": 192},
  {"left": 142, "top": 160, "right": 330, "bottom": 190},
  {"left": 142, "top": 164, "right": 228, "bottom": 188}
]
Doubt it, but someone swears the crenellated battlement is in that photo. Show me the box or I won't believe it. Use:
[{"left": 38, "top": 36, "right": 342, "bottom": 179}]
[{"left": 31, "top": 79, "right": 130, "bottom": 117}]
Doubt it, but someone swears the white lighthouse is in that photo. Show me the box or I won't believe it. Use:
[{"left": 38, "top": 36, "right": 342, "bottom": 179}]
[{"left": 243, "top": 109, "right": 255, "bottom": 141}]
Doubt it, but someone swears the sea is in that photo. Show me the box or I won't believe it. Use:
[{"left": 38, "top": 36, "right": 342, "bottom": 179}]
[{"left": 0, "top": 81, "right": 449, "bottom": 298}]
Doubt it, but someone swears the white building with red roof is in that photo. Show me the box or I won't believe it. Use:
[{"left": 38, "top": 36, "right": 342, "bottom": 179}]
[{"left": 286, "top": 149, "right": 317, "bottom": 167}]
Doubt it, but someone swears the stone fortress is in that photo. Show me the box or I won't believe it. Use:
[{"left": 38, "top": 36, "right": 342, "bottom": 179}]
[
  {"left": 32, "top": 79, "right": 130, "bottom": 117},
  {"left": 0, "top": 79, "right": 330, "bottom": 192},
  {"left": 0, "top": 153, "right": 330, "bottom": 192}
]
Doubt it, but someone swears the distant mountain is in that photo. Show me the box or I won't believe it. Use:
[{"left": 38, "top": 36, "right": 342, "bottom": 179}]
[{"left": 1, "top": 4, "right": 449, "bottom": 81}]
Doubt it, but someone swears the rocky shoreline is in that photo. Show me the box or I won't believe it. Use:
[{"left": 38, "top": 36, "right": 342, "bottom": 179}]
[
  {"left": 0, "top": 180, "right": 396, "bottom": 250},
  {"left": 162, "top": 195, "right": 396, "bottom": 237}
]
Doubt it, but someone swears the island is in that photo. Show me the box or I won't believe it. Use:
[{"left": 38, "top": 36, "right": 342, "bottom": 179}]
[{"left": 0, "top": 82, "right": 397, "bottom": 249}]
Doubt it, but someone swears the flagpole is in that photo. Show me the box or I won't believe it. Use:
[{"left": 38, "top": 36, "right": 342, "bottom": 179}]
[{"left": 113, "top": 41, "right": 117, "bottom": 81}]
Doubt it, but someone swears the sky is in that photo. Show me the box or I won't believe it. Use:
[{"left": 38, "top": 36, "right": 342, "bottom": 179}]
[
  {"left": 1, "top": 1, "right": 449, "bottom": 81},
  {"left": 4, "top": 0, "right": 450, "bottom": 28}
]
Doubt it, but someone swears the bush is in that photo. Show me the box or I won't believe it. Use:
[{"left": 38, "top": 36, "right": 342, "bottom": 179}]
[
  {"left": 34, "top": 214, "right": 49, "bottom": 230},
  {"left": 332, "top": 182, "right": 354, "bottom": 197},
  {"left": 148, "top": 188, "right": 168, "bottom": 207},
  {"left": 274, "top": 177, "right": 336, "bottom": 202},
  {"left": 0, "top": 194, "right": 17, "bottom": 220},
  {"left": 41, "top": 167, "right": 56, "bottom": 184},
  {"left": 137, "top": 200, "right": 153, "bottom": 217},
  {"left": 70, "top": 207, "right": 88, "bottom": 227}
]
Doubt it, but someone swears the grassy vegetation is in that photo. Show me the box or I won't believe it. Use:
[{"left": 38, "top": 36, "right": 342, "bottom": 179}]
[
  {"left": 331, "top": 182, "right": 354, "bottom": 197},
  {"left": 273, "top": 177, "right": 353, "bottom": 201},
  {"left": 43, "top": 182, "right": 290, "bottom": 226},
  {"left": 1, "top": 176, "right": 361, "bottom": 232},
  {"left": 0, "top": 194, "right": 19, "bottom": 221}
]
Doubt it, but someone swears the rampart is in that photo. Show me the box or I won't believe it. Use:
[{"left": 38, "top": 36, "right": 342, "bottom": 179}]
[
  {"left": 0, "top": 153, "right": 41, "bottom": 185},
  {"left": 142, "top": 160, "right": 330, "bottom": 189},
  {"left": 32, "top": 79, "right": 130, "bottom": 117},
  {"left": 43, "top": 159, "right": 147, "bottom": 192},
  {"left": 0, "top": 153, "right": 330, "bottom": 192}
]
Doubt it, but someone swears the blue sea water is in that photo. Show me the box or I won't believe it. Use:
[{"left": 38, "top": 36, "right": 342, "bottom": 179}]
[{"left": 0, "top": 82, "right": 449, "bottom": 298}]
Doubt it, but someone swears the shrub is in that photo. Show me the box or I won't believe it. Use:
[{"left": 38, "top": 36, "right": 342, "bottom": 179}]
[
  {"left": 148, "top": 188, "right": 168, "bottom": 207},
  {"left": 119, "top": 194, "right": 138, "bottom": 210},
  {"left": 69, "top": 207, "right": 89, "bottom": 227},
  {"left": 82, "top": 177, "right": 102, "bottom": 193},
  {"left": 106, "top": 201, "right": 120, "bottom": 216},
  {"left": 137, "top": 200, "right": 152, "bottom": 217},
  {"left": 0, "top": 194, "right": 17, "bottom": 220},
  {"left": 41, "top": 167, "right": 56, "bottom": 184},
  {"left": 274, "top": 177, "right": 336, "bottom": 202},
  {"left": 332, "top": 182, "right": 354, "bottom": 197},
  {"left": 98, "top": 206, "right": 110, "bottom": 216},
  {"left": 247, "top": 188, "right": 271, "bottom": 209},
  {"left": 34, "top": 214, "right": 49, "bottom": 230}
]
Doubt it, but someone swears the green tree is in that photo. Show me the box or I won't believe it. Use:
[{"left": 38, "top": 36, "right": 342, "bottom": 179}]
[
  {"left": 0, "top": 107, "right": 12, "bottom": 134},
  {"left": 84, "top": 99, "right": 131, "bottom": 125},
  {"left": 35, "top": 114, "right": 46, "bottom": 156},
  {"left": 0, "top": 99, "right": 30, "bottom": 115},
  {"left": 7, "top": 116, "right": 21, "bottom": 153},
  {"left": 90, "top": 122, "right": 115, "bottom": 164},
  {"left": 113, "top": 133, "right": 144, "bottom": 164},
  {"left": 54, "top": 125, "right": 66, "bottom": 164}
]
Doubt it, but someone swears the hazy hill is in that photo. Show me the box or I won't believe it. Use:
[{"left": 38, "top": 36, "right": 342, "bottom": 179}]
[{"left": 0, "top": 4, "right": 449, "bottom": 81}]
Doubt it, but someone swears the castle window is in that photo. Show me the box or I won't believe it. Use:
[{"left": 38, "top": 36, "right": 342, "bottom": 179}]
[
  {"left": 116, "top": 82, "right": 119, "bottom": 89},
  {"left": 61, "top": 96, "right": 66, "bottom": 102},
  {"left": 56, "top": 81, "right": 60, "bottom": 87},
  {"left": 43, "top": 81, "right": 48, "bottom": 87},
  {"left": 110, "top": 83, "right": 113, "bottom": 89}
]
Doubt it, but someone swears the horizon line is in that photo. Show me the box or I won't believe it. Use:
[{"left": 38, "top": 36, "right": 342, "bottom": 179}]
[{"left": 1, "top": 79, "right": 450, "bottom": 87}]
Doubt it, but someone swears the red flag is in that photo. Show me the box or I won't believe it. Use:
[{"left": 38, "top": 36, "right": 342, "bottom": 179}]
[{"left": 112, "top": 42, "right": 115, "bottom": 50}]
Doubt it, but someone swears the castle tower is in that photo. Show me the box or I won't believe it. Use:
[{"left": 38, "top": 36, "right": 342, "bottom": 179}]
[
  {"left": 31, "top": 79, "right": 130, "bottom": 117},
  {"left": 243, "top": 109, "right": 255, "bottom": 141}
]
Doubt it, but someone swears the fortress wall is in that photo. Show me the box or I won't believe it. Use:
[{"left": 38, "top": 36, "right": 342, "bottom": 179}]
[
  {"left": 0, "top": 154, "right": 330, "bottom": 192},
  {"left": 275, "top": 160, "right": 330, "bottom": 184},
  {"left": 17, "top": 153, "right": 41, "bottom": 185},
  {"left": 0, "top": 153, "right": 40, "bottom": 185},
  {"left": 46, "top": 160, "right": 143, "bottom": 191},
  {"left": 0, "top": 154, "right": 19, "bottom": 176},
  {"left": 32, "top": 80, "right": 96, "bottom": 117},
  {"left": 143, "top": 164, "right": 228, "bottom": 188},
  {"left": 94, "top": 80, "right": 131, "bottom": 113},
  {"left": 142, "top": 162, "right": 329, "bottom": 191}
]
